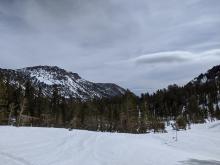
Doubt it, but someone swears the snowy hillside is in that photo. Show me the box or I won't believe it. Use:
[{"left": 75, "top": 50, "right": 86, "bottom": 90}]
[
  {"left": 0, "top": 121, "right": 220, "bottom": 165},
  {"left": 190, "top": 65, "right": 220, "bottom": 85},
  {"left": 0, "top": 66, "right": 126, "bottom": 100}
]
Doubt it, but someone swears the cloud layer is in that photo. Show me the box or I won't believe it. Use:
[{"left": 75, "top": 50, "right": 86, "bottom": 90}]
[
  {"left": 131, "top": 49, "right": 220, "bottom": 65},
  {"left": 0, "top": 0, "right": 220, "bottom": 94}
]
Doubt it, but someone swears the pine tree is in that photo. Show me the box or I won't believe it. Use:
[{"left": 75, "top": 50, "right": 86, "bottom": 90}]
[
  {"left": 123, "top": 91, "right": 139, "bottom": 133},
  {"left": 0, "top": 79, "right": 8, "bottom": 124},
  {"left": 35, "top": 87, "right": 43, "bottom": 118},
  {"left": 139, "top": 94, "right": 149, "bottom": 133},
  {"left": 187, "top": 95, "right": 204, "bottom": 123},
  {"left": 59, "top": 97, "right": 67, "bottom": 127},
  {"left": 208, "top": 103, "right": 215, "bottom": 121},
  {"left": 215, "top": 104, "right": 220, "bottom": 119},
  {"left": 51, "top": 85, "right": 60, "bottom": 126},
  {"left": 24, "top": 81, "right": 35, "bottom": 116},
  {"left": 9, "top": 86, "right": 22, "bottom": 125}
]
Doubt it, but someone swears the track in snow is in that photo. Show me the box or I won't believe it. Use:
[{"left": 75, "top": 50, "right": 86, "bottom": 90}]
[{"left": 0, "top": 152, "right": 32, "bottom": 165}]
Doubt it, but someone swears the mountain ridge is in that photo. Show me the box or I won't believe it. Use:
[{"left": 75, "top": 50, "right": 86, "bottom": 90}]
[
  {"left": 188, "top": 65, "right": 220, "bottom": 85},
  {"left": 0, "top": 65, "right": 126, "bottom": 100}
]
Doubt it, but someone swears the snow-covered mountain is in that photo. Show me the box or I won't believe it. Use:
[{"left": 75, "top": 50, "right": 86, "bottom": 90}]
[
  {"left": 0, "top": 66, "right": 126, "bottom": 100},
  {"left": 189, "top": 65, "right": 220, "bottom": 85}
]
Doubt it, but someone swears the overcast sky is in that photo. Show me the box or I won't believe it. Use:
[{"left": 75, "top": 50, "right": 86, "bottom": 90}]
[{"left": 0, "top": 0, "right": 220, "bottom": 94}]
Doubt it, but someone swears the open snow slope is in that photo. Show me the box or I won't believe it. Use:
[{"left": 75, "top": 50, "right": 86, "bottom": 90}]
[{"left": 0, "top": 121, "right": 220, "bottom": 165}]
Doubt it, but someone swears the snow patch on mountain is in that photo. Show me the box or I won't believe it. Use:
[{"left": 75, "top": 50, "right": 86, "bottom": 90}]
[{"left": 201, "top": 75, "right": 207, "bottom": 83}]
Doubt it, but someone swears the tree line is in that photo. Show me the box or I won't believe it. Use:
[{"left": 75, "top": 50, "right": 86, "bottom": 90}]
[{"left": 0, "top": 75, "right": 220, "bottom": 133}]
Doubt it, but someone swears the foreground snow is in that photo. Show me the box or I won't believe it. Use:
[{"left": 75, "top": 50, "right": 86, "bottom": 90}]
[{"left": 0, "top": 121, "right": 220, "bottom": 165}]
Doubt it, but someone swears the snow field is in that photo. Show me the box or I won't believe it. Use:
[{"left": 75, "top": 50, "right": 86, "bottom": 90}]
[{"left": 0, "top": 121, "right": 220, "bottom": 165}]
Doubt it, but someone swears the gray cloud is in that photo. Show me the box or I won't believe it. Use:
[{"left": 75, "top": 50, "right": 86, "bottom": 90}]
[
  {"left": 133, "top": 51, "right": 191, "bottom": 64},
  {"left": 137, "top": 56, "right": 188, "bottom": 64},
  {"left": 129, "top": 49, "right": 220, "bottom": 65},
  {"left": 0, "top": 0, "right": 220, "bottom": 94}
]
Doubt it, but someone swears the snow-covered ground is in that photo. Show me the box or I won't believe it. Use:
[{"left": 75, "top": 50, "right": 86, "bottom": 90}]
[{"left": 0, "top": 121, "right": 220, "bottom": 165}]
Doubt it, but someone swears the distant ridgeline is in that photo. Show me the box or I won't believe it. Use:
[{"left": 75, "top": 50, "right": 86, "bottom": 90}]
[{"left": 0, "top": 65, "right": 220, "bottom": 133}]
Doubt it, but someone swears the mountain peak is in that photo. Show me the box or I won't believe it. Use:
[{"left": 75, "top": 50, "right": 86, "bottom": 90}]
[{"left": 19, "top": 65, "right": 81, "bottom": 80}]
